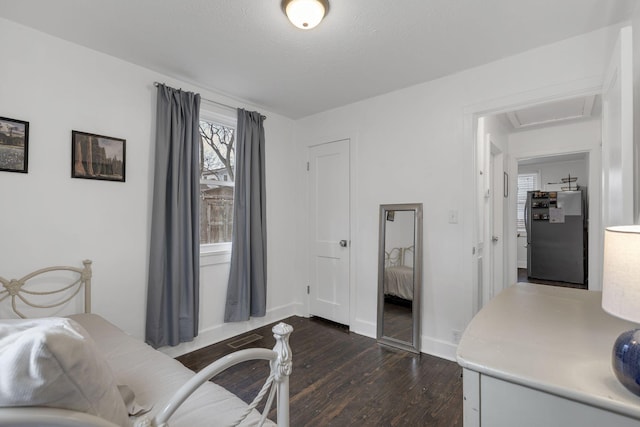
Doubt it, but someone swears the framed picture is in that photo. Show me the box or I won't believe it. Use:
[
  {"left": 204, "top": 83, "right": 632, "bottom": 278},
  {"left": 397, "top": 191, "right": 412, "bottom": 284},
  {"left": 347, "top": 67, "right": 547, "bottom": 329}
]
[
  {"left": 72, "top": 131, "right": 125, "bottom": 182},
  {"left": 0, "top": 116, "right": 29, "bottom": 173}
]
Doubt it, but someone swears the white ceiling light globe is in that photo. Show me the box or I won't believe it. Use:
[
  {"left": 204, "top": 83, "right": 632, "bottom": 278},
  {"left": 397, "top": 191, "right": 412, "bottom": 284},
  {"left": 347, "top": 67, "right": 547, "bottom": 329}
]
[{"left": 285, "top": 0, "right": 326, "bottom": 30}]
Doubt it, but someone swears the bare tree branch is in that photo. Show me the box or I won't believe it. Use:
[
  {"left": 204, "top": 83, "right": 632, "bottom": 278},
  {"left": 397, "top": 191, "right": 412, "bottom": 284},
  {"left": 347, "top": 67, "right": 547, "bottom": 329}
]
[{"left": 199, "top": 121, "right": 235, "bottom": 181}]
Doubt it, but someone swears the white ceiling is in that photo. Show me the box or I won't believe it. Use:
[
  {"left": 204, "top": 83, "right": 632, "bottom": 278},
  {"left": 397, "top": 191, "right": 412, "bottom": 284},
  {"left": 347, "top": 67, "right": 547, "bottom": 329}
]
[
  {"left": 506, "top": 95, "right": 596, "bottom": 130},
  {"left": 0, "top": 0, "right": 636, "bottom": 119}
]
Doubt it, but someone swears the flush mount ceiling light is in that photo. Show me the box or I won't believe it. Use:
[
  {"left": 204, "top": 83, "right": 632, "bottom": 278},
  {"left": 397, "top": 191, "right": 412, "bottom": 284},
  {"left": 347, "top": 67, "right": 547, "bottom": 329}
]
[{"left": 282, "top": 0, "right": 329, "bottom": 30}]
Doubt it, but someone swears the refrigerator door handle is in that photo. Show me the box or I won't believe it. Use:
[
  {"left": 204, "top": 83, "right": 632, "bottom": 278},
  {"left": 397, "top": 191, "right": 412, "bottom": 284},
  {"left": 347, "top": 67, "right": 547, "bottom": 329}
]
[{"left": 525, "top": 195, "right": 531, "bottom": 244}]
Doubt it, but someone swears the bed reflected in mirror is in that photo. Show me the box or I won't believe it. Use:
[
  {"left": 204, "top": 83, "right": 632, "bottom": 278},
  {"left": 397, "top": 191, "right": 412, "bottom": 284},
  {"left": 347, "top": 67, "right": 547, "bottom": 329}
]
[{"left": 377, "top": 203, "right": 422, "bottom": 353}]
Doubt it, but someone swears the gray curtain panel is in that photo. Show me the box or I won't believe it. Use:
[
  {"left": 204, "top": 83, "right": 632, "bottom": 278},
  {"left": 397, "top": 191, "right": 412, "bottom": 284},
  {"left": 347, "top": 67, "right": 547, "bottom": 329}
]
[
  {"left": 225, "top": 109, "right": 267, "bottom": 322},
  {"left": 146, "top": 84, "right": 201, "bottom": 348}
]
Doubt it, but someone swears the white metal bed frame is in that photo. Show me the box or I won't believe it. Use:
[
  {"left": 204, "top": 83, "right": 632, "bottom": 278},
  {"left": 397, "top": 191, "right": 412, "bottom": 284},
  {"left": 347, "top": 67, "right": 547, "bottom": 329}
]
[
  {"left": 0, "top": 260, "right": 293, "bottom": 427},
  {"left": 0, "top": 259, "right": 92, "bottom": 318},
  {"left": 384, "top": 245, "right": 414, "bottom": 268}
]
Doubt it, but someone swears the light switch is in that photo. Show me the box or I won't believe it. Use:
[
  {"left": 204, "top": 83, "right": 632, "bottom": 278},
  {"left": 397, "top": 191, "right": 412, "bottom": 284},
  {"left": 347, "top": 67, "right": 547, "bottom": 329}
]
[{"left": 448, "top": 209, "right": 458, "bottom": 224}]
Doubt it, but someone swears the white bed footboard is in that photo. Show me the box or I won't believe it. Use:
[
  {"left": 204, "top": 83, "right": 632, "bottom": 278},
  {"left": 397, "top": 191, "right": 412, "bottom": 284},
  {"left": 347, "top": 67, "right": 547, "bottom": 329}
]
[
  {"left": 150, "top": 322, "right": 293, "bottom": 427},
  {"left": 149, "top": 322, "right": 293, "bottom": 427}
]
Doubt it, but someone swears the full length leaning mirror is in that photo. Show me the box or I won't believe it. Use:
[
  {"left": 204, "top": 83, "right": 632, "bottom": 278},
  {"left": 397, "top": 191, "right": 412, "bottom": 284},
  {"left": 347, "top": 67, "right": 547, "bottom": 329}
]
[{"left": 377, "top": 203, "right": 422, "bottom": 353}]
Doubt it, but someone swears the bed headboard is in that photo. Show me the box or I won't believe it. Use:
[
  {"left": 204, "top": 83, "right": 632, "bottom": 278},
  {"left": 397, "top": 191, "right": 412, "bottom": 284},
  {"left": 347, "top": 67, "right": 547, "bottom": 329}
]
[
  {"left": 385, "top": 246, "right": 414, "bottom": 267},
  {"left": 0, "top": 260, "right": 92, "bottom": 318}
]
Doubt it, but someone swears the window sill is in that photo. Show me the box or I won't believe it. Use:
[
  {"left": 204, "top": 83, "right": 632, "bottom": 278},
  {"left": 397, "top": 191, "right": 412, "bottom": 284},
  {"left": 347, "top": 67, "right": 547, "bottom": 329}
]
[{"left": 200, "top": 243, "right": 232, "bottom": 266}]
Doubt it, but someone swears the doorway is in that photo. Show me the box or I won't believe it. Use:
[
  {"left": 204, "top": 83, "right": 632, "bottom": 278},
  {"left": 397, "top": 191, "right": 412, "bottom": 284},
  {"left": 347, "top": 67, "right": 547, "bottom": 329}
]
[
  {"left": 474, "top": 95, "right": 602, "bottom": 312},
  {"left": 516, "top": 152, "right": 590, "bottom": 289},
  {"left": 470, "top": 25, "right": 632, "bottom": 316}
]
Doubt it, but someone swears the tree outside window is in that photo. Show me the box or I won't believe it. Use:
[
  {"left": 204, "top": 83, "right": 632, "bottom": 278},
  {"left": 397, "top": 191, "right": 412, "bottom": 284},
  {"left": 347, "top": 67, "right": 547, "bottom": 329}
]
[{"left": 199, "top": 120, "right": 235, "bottom": 245}]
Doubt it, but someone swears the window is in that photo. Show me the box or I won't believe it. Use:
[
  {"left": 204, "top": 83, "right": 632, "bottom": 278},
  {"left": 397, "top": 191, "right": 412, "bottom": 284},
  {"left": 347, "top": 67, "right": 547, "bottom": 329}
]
[
  {"left": 516, "top": 173, "right": 538, "bottom": 231},
  {"left": 199, "top": 116, "right": 235, "bottom": 246}
]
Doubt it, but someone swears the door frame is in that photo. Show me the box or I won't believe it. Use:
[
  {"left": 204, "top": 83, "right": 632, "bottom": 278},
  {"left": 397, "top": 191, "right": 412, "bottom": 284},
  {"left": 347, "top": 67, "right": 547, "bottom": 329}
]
[
  {"left": 476, "top": 129, "right": 506, "bottom": 310},
  {"left": 305, "top": 133, "right": 359, "bottom": 330},
  {"left": 601, "top": 25, "right": 634, "bottom": 227},
  {"left": 488, "top": 138, "right": 505, "bottom": 305},
  {"left": 463, "top": 75, "right": 603, "bottom": 320}
]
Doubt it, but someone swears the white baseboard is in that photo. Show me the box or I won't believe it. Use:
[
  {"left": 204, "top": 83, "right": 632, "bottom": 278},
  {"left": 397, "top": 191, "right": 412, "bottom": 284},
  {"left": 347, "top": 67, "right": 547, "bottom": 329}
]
[
  {"left": 353, "top": 317, "right": 458, "bottom": 363},
  {"left": 159, "top": 303, "right": 298, "bottom": 358},
  {"left": 421, "top": 335, "right": 458, "bottom": 362},
  {"left": 351, "top": 317, "right": 376, "bottom": 339},
  {"left": 159, "top": 305, "right": 459, "bottom": 366}
]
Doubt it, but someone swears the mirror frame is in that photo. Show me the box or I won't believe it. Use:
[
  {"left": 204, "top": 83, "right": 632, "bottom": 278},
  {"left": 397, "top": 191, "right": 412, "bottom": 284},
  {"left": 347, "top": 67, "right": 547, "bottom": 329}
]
[{"left": 377, "top": 203, "right": 423, "bottom": 353}]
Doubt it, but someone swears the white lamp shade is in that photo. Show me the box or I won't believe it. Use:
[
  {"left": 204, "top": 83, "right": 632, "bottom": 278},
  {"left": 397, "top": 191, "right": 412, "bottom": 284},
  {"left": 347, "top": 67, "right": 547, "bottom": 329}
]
[
  {"left": 285, "top": 0, "right": 326, "bottom": 29},
  {"left": 602, "top": 225, "right": 640, "bottom": 324}
]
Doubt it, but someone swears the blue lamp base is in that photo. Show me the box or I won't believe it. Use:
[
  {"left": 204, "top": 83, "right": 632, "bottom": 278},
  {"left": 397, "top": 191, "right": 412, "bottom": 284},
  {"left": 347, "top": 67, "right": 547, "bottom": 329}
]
[{"left": 613, "top": 329, "right": 640, "bottom": 396}]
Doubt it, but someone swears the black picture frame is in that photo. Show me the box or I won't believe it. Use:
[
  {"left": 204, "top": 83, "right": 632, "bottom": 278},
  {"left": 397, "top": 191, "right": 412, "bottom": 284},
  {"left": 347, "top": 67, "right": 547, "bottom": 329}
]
[
  {"left": 72, "top": 131, "right": 126, "bottom": 182},
  {"left": 503, "top": 172, "right": 509, "bottom": 198},
  {"left": 0, "top": 116, "right": 29, "bottom": 173}
]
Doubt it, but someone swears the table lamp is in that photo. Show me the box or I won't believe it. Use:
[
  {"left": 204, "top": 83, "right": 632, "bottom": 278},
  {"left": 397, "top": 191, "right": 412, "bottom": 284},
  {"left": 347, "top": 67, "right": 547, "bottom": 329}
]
[{"left": 602, "top": 225, "right": 640, "bottom": 396}]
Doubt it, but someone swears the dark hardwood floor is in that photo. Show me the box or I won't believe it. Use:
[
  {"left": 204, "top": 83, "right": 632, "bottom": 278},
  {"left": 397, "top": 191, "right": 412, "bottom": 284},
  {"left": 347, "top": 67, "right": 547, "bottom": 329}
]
[
  {"left": 177, "top": 316, "right": 463, "bottom": 426},
  {"left": 382, "top": 298, "right": 413, "bottom": 343}
]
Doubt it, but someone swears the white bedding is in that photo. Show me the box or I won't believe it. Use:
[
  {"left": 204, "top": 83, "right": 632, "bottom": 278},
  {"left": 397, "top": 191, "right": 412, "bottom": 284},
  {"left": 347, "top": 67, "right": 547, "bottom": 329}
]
[
  {"left": 384, "top": 265, "right": 413, "bottom": 300},
  {"left": 69, "top": 313, "right": 274, "bottom": 427}
]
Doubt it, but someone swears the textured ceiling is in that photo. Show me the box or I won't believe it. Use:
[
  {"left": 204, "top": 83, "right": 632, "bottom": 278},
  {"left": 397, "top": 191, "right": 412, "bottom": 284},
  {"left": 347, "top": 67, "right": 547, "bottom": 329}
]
[{"left": 0, "top": 0, "right": 636, "bottom": 118}]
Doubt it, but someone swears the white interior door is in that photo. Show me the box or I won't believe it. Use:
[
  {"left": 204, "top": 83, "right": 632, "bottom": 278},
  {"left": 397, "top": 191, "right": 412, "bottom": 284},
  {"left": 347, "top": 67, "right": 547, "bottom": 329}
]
[
  {"left": 308, "top": 139, "right": 350, "bottom": 325},
  {"left": 474, "top": 125, "right": 490, "bottom": 313},
  {"left": 601, "top": 25, "right": 633, "bottom": 227}
]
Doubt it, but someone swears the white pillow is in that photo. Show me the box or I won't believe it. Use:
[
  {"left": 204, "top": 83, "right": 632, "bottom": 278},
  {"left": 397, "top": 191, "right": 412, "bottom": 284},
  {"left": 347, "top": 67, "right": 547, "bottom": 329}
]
[{"left": 0, "top": 317, "right": 130, "bottom": 426}]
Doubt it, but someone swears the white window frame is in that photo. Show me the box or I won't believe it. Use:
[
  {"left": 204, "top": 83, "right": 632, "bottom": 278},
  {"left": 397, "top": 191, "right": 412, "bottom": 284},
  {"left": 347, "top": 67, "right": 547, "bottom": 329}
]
[
  {"left": 199, "top": 109, "right": 237, "bottom": 258},
  {"left": 516, "top": 172, "right": 539, "bottom": 232}
]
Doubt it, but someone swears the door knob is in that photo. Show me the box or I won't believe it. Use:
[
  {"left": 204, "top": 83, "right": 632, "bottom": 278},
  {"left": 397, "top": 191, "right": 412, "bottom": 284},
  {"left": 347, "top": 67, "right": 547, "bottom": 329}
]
[
  {"left": 492, "top": 236, "right": 499, "bottom": 243},
  {"left": 339, "top": 240, "right": 348, "bottom": 247}
]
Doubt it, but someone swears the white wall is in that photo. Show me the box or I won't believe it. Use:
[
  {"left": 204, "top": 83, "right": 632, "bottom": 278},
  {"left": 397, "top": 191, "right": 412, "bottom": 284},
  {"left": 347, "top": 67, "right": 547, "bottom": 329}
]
[
  {"left": 0, "top": 18, "right": 299, "bottom": 355},
  {"left": 519, "top": 159, "right": 587, "bottom": 192},
  {"left": 510, "top": 120, "right": 601, "bottom": 162},
  {"left": 384, "top": 210, "right": 415, "bottom": 250},
  {"left": 518, "top": 157, "right": 588, "bottom": 191},
  {"left": 294, "top": 25, "right": 622, "bottom": 361},
  {"left": 483, "top": 117, "right": 510, "bottom": 154},
  {"left": 384, "top": 210, "right": 415, "bottom": 268}
]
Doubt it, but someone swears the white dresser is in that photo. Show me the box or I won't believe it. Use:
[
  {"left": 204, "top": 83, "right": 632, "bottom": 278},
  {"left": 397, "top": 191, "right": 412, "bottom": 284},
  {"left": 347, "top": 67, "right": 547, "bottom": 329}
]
[{"left": 457, "top": 283, "right": 640, "bottom": 426}]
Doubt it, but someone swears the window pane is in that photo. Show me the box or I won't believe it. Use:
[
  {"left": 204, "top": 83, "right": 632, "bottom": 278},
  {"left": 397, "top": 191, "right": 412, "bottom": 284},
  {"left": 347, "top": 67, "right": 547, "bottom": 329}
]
[
  {"left": 516, "top": 173, "right": 538, "bottom": 230},
  {"left": 199, "top": 120, "right": 235, "bottom": 244}
]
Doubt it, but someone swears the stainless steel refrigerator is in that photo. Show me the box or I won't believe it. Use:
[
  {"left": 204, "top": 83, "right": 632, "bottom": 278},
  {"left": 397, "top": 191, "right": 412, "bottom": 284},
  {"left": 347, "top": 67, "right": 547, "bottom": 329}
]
[{"left": 524, "top": 189, "right": 587, "bottom": 285}]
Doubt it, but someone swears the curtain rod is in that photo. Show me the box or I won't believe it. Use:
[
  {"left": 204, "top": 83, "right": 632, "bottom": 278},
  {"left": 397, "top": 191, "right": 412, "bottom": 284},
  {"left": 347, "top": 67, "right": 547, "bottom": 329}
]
[{"left": 153, "top": 82, "right": 266, "bottom": 120}]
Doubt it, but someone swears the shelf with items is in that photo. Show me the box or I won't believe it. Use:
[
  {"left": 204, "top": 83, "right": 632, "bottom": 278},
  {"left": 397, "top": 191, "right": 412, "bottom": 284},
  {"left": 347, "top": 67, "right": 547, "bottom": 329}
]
[{"left": 529, "top": 191, "right": 560, "bottom": 221}]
